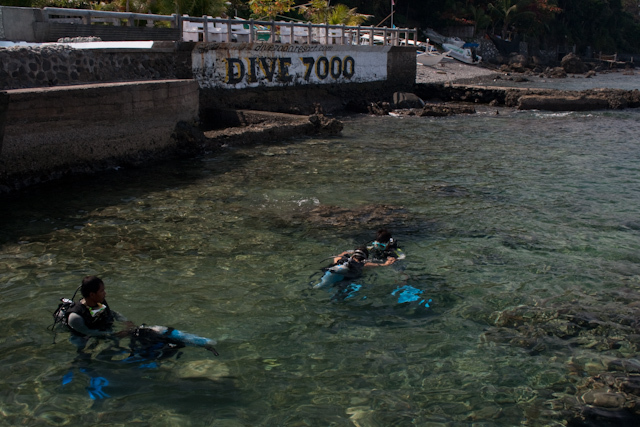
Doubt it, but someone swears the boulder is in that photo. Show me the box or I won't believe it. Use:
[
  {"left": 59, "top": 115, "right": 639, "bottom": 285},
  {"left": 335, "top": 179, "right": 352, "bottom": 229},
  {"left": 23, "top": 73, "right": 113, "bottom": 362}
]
[
  {"left": 367, "top": 101, "right": 392, "bottom": 116},
  {"left": 308, "top": 114, "right": 343, "bottom": 135},
  {"left": 543, "top": 66, "right": 567, "bottom": 78},
  {"left": 508, "top": 53, "right": 529, "bottom": 72},
  {"left": 392, "top": 92, "right": 425, "bottom": 109},
  {"left": 561, "top": 52, "right": 588, "bottom": 74}
]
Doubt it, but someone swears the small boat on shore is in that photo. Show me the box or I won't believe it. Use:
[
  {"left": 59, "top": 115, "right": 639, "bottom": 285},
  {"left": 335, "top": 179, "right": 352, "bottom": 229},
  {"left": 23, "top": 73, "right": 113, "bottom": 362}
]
[
  {"left": 442, "top": 42, "right": 481, "bottom": 65},
  {"left": 416, "top": 38, "right": 449, "bottom": 67},
  {"left": 416, "top": 51, "right": 449, "bottom": 67}
]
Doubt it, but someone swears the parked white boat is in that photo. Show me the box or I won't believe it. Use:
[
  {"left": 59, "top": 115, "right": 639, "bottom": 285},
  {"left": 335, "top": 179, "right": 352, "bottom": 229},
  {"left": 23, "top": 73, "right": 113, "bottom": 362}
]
[
  {"left": 416, "top": 51, "right": 449, "bottom": 67},
  {"left": 442, "top": 43, "right": 481, "bottom": 65}
]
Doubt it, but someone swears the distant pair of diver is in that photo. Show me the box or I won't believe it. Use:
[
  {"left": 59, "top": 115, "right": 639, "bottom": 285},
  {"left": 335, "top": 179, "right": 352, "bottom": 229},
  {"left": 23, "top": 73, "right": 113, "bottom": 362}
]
[{"left": 313, "top": 229, "right": 404, "bottom": 289}]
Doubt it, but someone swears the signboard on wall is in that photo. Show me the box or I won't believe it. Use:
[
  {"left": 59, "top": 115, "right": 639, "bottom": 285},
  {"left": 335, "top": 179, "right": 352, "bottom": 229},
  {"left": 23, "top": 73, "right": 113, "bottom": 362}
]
[{"left": 193, "top": 43, "right": 390, "bottom": 89}]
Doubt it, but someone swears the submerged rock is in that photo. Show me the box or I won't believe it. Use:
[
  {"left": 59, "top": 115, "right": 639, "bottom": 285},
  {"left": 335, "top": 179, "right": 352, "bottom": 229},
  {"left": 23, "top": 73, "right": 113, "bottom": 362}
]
[
  {"left": 297, "top": 204, "right": 411, "bottom": 228},
  {"left": 175, "top": 359, "right": 230, "bottom": 381},
  {"left": 485, "top": 290, "right": 640, "bottom": 425}
]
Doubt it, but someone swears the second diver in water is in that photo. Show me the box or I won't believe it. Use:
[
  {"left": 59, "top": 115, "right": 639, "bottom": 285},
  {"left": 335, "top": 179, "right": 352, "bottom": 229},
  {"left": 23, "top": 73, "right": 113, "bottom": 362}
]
[{"left": 314, "top": 244, "right": 396, "bottom": 289}]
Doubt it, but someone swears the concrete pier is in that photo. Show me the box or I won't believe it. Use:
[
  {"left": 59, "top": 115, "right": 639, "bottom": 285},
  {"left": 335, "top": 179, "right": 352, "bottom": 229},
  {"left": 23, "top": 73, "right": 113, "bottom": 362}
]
[{"left": 0, "top": 79, "right": 199, "bottom": 191}]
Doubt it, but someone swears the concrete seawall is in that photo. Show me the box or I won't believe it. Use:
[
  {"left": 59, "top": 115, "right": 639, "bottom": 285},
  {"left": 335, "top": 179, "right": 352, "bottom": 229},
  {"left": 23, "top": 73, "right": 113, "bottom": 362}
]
[
  {"left": 0, "top": 79, "right": 199, "bottom": 191},
  {"left": 0, "top": 40, "right": 418, "bottom": 193}
]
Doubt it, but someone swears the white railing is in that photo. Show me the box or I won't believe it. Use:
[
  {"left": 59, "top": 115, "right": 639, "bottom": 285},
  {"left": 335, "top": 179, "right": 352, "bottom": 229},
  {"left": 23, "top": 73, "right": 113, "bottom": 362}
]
[
  {"left": 44, "top": 7, "right": 180, "bottom": 28},
  {"left": 42, "top": 7, "right": 418, "bottom": 46}
]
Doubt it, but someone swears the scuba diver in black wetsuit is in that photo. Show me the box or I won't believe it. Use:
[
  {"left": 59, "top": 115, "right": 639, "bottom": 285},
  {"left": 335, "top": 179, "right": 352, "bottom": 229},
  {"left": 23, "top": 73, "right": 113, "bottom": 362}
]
[
  {"left": 53, "top": 276, "right": 219, "bottom": 399},
  {"left": 57, "top": 275, "right": 218, "bottom": 356},
  {"left": 65, "top": 276, "right": 134, "bottom": 352},
  {"left": 368, "top": 229, "right": 404, "bottom": 264},
  {"left": 313, "top": 247, "right": 369, "bottom": 289},
  {"left": 313, "top": 243, "right": 398, "bottom": 289}
]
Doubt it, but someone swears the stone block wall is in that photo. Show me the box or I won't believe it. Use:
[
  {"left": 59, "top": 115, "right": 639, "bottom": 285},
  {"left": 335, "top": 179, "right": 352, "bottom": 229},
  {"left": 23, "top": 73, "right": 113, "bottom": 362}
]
[{"left": 0, "top": 42, "right": 193, "bottom": 90}]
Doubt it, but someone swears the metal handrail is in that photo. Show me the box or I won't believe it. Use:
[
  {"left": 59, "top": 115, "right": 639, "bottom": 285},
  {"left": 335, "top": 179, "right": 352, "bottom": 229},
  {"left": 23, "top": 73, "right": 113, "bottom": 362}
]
[{"left": 42, "top": 7, "right": 418, "bottom": 46}]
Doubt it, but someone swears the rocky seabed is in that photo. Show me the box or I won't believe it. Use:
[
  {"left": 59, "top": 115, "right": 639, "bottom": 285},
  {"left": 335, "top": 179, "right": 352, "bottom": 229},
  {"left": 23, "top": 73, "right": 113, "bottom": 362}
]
[{"left": 485, "top": 287, "right": 640, "bottom": 426}]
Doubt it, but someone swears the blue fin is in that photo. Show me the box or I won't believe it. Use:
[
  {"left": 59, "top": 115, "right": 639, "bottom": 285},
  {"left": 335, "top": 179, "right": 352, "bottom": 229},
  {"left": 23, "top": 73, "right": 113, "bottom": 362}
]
[
  {"left": 62, "top": 371, "right": 73, "bottom": 386},
  {"left": 392, "top": 285, "right": 431, "bottom": 306},
  {"left": 86, "top": 376, "right": 110, "bottom": 400}
]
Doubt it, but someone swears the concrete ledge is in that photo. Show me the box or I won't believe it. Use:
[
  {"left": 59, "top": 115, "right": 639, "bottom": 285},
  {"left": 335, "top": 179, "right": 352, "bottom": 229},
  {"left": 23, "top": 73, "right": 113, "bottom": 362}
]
[
  {"left": 0, "top": 79, "right": 198, "bottom": 191},
  {"left": 415, "top": 83, "right": 640, "bottom": 111},
  {"left": 201, "top": 109, "right": 341, "bottom": 147},
  {"left": 517, "top": 94, "right": 610, "bottom": 111}
]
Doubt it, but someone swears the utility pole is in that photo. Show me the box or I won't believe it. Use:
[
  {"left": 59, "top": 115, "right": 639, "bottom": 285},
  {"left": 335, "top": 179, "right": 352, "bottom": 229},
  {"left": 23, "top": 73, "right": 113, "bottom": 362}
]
[{"left": 391, "top": 0, "right": 394, "bottom": 28}]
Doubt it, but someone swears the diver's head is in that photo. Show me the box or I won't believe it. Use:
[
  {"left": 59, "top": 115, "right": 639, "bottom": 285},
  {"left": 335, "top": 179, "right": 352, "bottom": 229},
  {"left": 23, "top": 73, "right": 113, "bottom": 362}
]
[
  {"left": 81, "top": 275, "right": 106, "bottom": 304},
  {"left": 373, "top": 229, "right": 393, "bottom": 250},
  {"left": 352, "top": 247, "right": 369, "bottom": 261},
  {"left": 375, "top": 229, "right": 392, "bottom": 243}
]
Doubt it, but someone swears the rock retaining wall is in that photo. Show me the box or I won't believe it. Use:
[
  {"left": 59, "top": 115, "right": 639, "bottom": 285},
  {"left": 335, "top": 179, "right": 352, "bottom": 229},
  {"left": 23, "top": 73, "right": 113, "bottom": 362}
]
[{"left": 0, "top": 42, "right": 192, "bottom": 90}]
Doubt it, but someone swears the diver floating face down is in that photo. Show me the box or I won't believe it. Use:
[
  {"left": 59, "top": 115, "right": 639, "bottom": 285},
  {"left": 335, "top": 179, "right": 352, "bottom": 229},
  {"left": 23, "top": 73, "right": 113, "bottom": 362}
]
[{"left": 313, "top": 247, "right": 368, "bottom": 289}]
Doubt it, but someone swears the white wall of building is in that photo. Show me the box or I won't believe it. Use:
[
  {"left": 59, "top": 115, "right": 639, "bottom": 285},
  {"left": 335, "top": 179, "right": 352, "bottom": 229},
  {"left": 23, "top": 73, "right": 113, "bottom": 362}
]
[{"left": 193, "top": 43, "right": 391, "bottom": 89}]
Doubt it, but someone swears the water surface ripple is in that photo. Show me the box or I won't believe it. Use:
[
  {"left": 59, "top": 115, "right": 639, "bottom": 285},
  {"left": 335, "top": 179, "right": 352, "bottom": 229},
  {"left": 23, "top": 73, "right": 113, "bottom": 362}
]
[{"left": 2, "top": 108, "right": 640, "bottom": 426}]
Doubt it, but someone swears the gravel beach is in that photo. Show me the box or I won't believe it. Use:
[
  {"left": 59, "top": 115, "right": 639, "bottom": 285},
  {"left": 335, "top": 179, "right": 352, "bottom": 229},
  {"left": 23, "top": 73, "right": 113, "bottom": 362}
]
[{"left": 416, "top": 58, "right": 500, "bottom": 84}]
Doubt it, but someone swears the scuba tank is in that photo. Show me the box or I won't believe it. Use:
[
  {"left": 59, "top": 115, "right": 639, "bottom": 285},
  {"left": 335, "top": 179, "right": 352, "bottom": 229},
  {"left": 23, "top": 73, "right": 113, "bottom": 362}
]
[{"left": 314, "top": 249, "right": 367, "bottom": 289}]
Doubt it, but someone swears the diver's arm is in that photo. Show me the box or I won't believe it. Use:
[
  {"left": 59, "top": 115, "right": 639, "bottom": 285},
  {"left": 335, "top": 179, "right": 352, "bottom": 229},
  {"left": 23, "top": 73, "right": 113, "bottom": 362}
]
[
  {"left": 332, "top": 251, "right": 352, "bottom": 264},
  {"left": 111, "top": 310, "right": 128, "bottom": 322},
  {"left": 364, "top": 257, "right": 396, "bottom": 267},
  {"left": 67, "top": 313, "right": 110, "bottom": 337}
]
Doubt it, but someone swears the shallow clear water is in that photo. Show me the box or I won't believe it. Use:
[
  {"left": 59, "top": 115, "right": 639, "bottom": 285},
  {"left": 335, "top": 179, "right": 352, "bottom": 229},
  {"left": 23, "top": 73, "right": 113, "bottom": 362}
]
[{"left": 2, "top": 107, "right": 640, "bottom": 426}]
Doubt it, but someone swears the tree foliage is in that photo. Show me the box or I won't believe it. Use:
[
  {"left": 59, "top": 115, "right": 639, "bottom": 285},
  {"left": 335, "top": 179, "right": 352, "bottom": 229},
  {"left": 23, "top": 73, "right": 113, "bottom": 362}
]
[
  {"left": 299, "top": 0, "right": 370, "bottom": 25},
  {"left": 248, "top": 0, "right": 295, "bottom": 18},
  {"left": 7, "top": 0, "right": 640, "bottom": 52}
]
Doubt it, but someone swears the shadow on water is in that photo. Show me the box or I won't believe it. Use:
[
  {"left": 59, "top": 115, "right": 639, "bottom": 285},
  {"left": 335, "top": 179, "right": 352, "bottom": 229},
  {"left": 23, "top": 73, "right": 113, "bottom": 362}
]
[{"left": 0, "top": 150, "right": 247, "bottom": 246}]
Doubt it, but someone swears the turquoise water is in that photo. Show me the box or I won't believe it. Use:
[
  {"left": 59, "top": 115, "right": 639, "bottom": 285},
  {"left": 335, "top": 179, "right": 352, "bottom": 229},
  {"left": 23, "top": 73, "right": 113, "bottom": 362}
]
[{"left": 2, "top": 107, "right": 640, "bottom": 425}]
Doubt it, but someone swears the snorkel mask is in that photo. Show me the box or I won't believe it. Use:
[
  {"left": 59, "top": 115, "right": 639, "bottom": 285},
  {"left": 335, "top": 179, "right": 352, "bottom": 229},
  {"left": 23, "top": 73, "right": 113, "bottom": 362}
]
[
  {"left": 372, "top": 241, "right": 388, "bottom": 250},
  {"left": 373, "top": 237, "right": 394, "bottom": 250}
]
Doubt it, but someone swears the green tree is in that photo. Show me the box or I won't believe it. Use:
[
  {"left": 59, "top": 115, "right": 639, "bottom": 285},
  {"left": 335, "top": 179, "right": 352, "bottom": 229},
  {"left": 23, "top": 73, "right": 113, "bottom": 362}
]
[
  {"left": 329, "top": 3, "right": 369, "bottom": 25},
  {"left": 152, "top": 0, "right": 229, "bottom": 16},
  {"left": 300, "top": 0, "right": 369, "bottom": 25},
  {"left": 248, "top": 0, "right": 294, "bottom": 19},
  {"left": 550, "top": 0, "right": 640, "bottom": 52},
  {"left": 487, "top": 0, "right": 531, "bottom": 39}
]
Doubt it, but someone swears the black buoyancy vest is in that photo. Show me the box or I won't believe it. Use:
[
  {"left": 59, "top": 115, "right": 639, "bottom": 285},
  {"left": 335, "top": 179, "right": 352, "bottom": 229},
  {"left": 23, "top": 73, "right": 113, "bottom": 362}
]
[
  {"left": 66, "top": 300, "right": 115, "bottom": 336},
  {"left": 328, "top": 255, "right": 364, "bottom": 279}
]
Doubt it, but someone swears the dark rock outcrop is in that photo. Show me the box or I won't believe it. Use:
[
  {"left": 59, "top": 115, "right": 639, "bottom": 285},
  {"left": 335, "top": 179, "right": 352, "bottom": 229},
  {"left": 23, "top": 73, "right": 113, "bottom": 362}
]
[
  {"left": 308, "top": 114, "right": 343, "bottom": 135},
  {"left": 561, "top": 53, "right": 588, "bottom": 74},
  {"left": 392, "top": 92, "right": 425, "bottom": 109},
  {"left": 416, "top": 104, "right": 476, "bottom": 116}
]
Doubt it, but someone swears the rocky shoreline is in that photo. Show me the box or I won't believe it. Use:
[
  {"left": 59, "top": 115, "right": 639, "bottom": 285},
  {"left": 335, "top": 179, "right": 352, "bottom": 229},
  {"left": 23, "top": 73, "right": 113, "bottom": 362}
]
[
  {"left": 416, "top": 52, "right": 636, "bottom": 86},
  {"left": 361, "top": 55, "right": 640, "bottom": 116}
]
